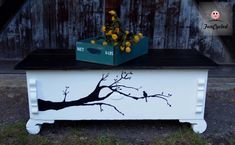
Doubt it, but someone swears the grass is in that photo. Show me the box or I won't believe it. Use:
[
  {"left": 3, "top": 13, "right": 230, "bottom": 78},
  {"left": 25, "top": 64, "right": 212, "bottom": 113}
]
[
  {"left": 0, "top": 122, "right": 123, "bottom": 145},
  {"left": 154, "top": 127, "right": 210, "bottom": 145},
  {"left": 0, "top": 122, "right": 223, "bottom": 145},
  {"left": 0, "top": 122, "right": 52, "bottom": 145},
  {"left": 95, "top": 136, "right": 122, "bottom": 145},
  {"left": 227, "top": 134, "right": 235, "bottom": 145}
]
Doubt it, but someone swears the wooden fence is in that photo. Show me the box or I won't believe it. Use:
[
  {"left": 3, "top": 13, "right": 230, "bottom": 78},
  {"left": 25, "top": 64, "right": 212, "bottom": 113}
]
[{"left": 0, "top": 0, "right": 234, "bottom": 64}]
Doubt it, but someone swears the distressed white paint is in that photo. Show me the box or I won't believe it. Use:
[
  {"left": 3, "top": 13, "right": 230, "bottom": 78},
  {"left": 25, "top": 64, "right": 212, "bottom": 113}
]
[{"left": 25, "top": 69, "right": 208, "bottom": 134}]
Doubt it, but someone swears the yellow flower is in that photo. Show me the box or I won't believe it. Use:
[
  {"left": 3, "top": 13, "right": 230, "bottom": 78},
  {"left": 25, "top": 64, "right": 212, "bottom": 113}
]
[
  {"left": 125, "top": 31, "right": 129, "bottom": 35},
  {"left": 125, "top": 41, "right": 131, "bottom": 47},
  {"left": 115, "top": 27, "right": 120, "bottom": 33},
  {"left": 138, "top": 32, "right": 143, "bottom": 38},
  {"left": 102, "top": 41, "right": 108, "bottom": 46},
  {"left": 90, "top": 40, "right": 96, "bottom": 44},
  {"left": 112, "top": 16, "right": 116, "bottom": 21},
  {"left": 120, "top": 46, "right": 125, "bottom": 51},
  {"left": 133, "top": 35, "right": 140, "bottom": 43},
  {"left": 102, "top": 26, "right": 106, "bottom": 32},
  {"left": 125, "top": 47, "right": 131, "bottom": 53},
  {"left": 109, "top": 10, "right": 117, "bottom": 16},
  {"left": 111, "top": 34, "right": 118, "bottom": 41},
  {"left": 106, "top": 30, "right": 112, "bottom": 36}
]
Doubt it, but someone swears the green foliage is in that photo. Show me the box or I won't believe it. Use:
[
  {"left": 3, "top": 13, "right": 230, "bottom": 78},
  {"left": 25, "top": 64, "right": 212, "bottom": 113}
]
[
  {"left": 1, "top": 122, "right": 232, "bottom": 145},
  {"left": 154, "top": 127, "right": 210, "bottom": 145},
  {"left": 0, "top": 122, "right": 52, "bottom": 145},
  {"left": 95, "top": 136, "right": 122, "bottom": 145},
  {"left": 98, "top": 10, "right": 143, "bottom": 53},
  {"left": 227, "top": 135, "right": 235, "bottom": 145}
]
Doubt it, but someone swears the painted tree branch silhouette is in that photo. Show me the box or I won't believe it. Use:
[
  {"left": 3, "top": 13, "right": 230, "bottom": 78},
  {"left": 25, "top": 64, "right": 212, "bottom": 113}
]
[{"left": 38, "top": 71, "right": 172, "bottom": 115}]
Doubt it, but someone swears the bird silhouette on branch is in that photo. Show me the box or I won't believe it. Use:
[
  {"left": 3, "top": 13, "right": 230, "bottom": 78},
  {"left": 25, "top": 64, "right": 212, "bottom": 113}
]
[{"left": 38, "top": 71, "right": 172, "bottom": 115}]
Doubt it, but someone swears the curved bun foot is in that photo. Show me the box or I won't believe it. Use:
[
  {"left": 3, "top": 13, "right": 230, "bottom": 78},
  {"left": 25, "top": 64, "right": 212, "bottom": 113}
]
[
  {"left": 192, "top": 120, "right": 207, "bottom": 134},
  {"left": 26, "top": 120, "right": 41, "bottom": 134},
  {"left": 26, "top": 119, "right": 55, "bottom": 134},
  {"left": 179, "top": 119, "right": 207, "bottom": 134}
]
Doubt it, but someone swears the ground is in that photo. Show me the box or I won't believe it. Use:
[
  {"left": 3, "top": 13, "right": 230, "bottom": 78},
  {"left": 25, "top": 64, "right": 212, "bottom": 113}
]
[{"left": 0, "top": 62, "right": 235, "bottom": 145}]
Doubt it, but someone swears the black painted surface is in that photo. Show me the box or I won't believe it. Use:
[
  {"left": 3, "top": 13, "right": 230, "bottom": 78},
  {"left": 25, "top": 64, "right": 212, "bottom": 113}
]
[{"left": 15, "top": 49, "right": 218, "bottom": 70}]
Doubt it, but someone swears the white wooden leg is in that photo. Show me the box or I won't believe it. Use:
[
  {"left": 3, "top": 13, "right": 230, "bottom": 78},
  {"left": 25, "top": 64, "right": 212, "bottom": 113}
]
[
  {"left": 26, "top": 119, "right": 54, "bottom": 134},
  {"left": 191, "top": 120, "right": 207, "bottom": 133},
  {"left": 26, "top": 120, "right": 41, "bottom": 134},
  {"left": 179, "top": 119, "right": 207, "bottom": 134}
]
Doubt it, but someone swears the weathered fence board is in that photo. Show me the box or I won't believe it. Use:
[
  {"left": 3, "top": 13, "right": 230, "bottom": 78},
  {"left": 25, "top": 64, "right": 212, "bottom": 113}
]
[
  {"left": 177, "top": 0, "right": 192, "bottom": 49},
  {"left": 188, "top": 0, "right": 199, "bottom": 51},
  {"left": 153, "top": 0, "right": 166, "bottom": 49}
]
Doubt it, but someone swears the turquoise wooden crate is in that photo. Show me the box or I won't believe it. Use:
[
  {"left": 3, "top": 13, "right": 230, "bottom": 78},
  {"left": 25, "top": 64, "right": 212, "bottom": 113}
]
[{"left": 76, "top": 37, "right": 149, "bottom": 65}]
